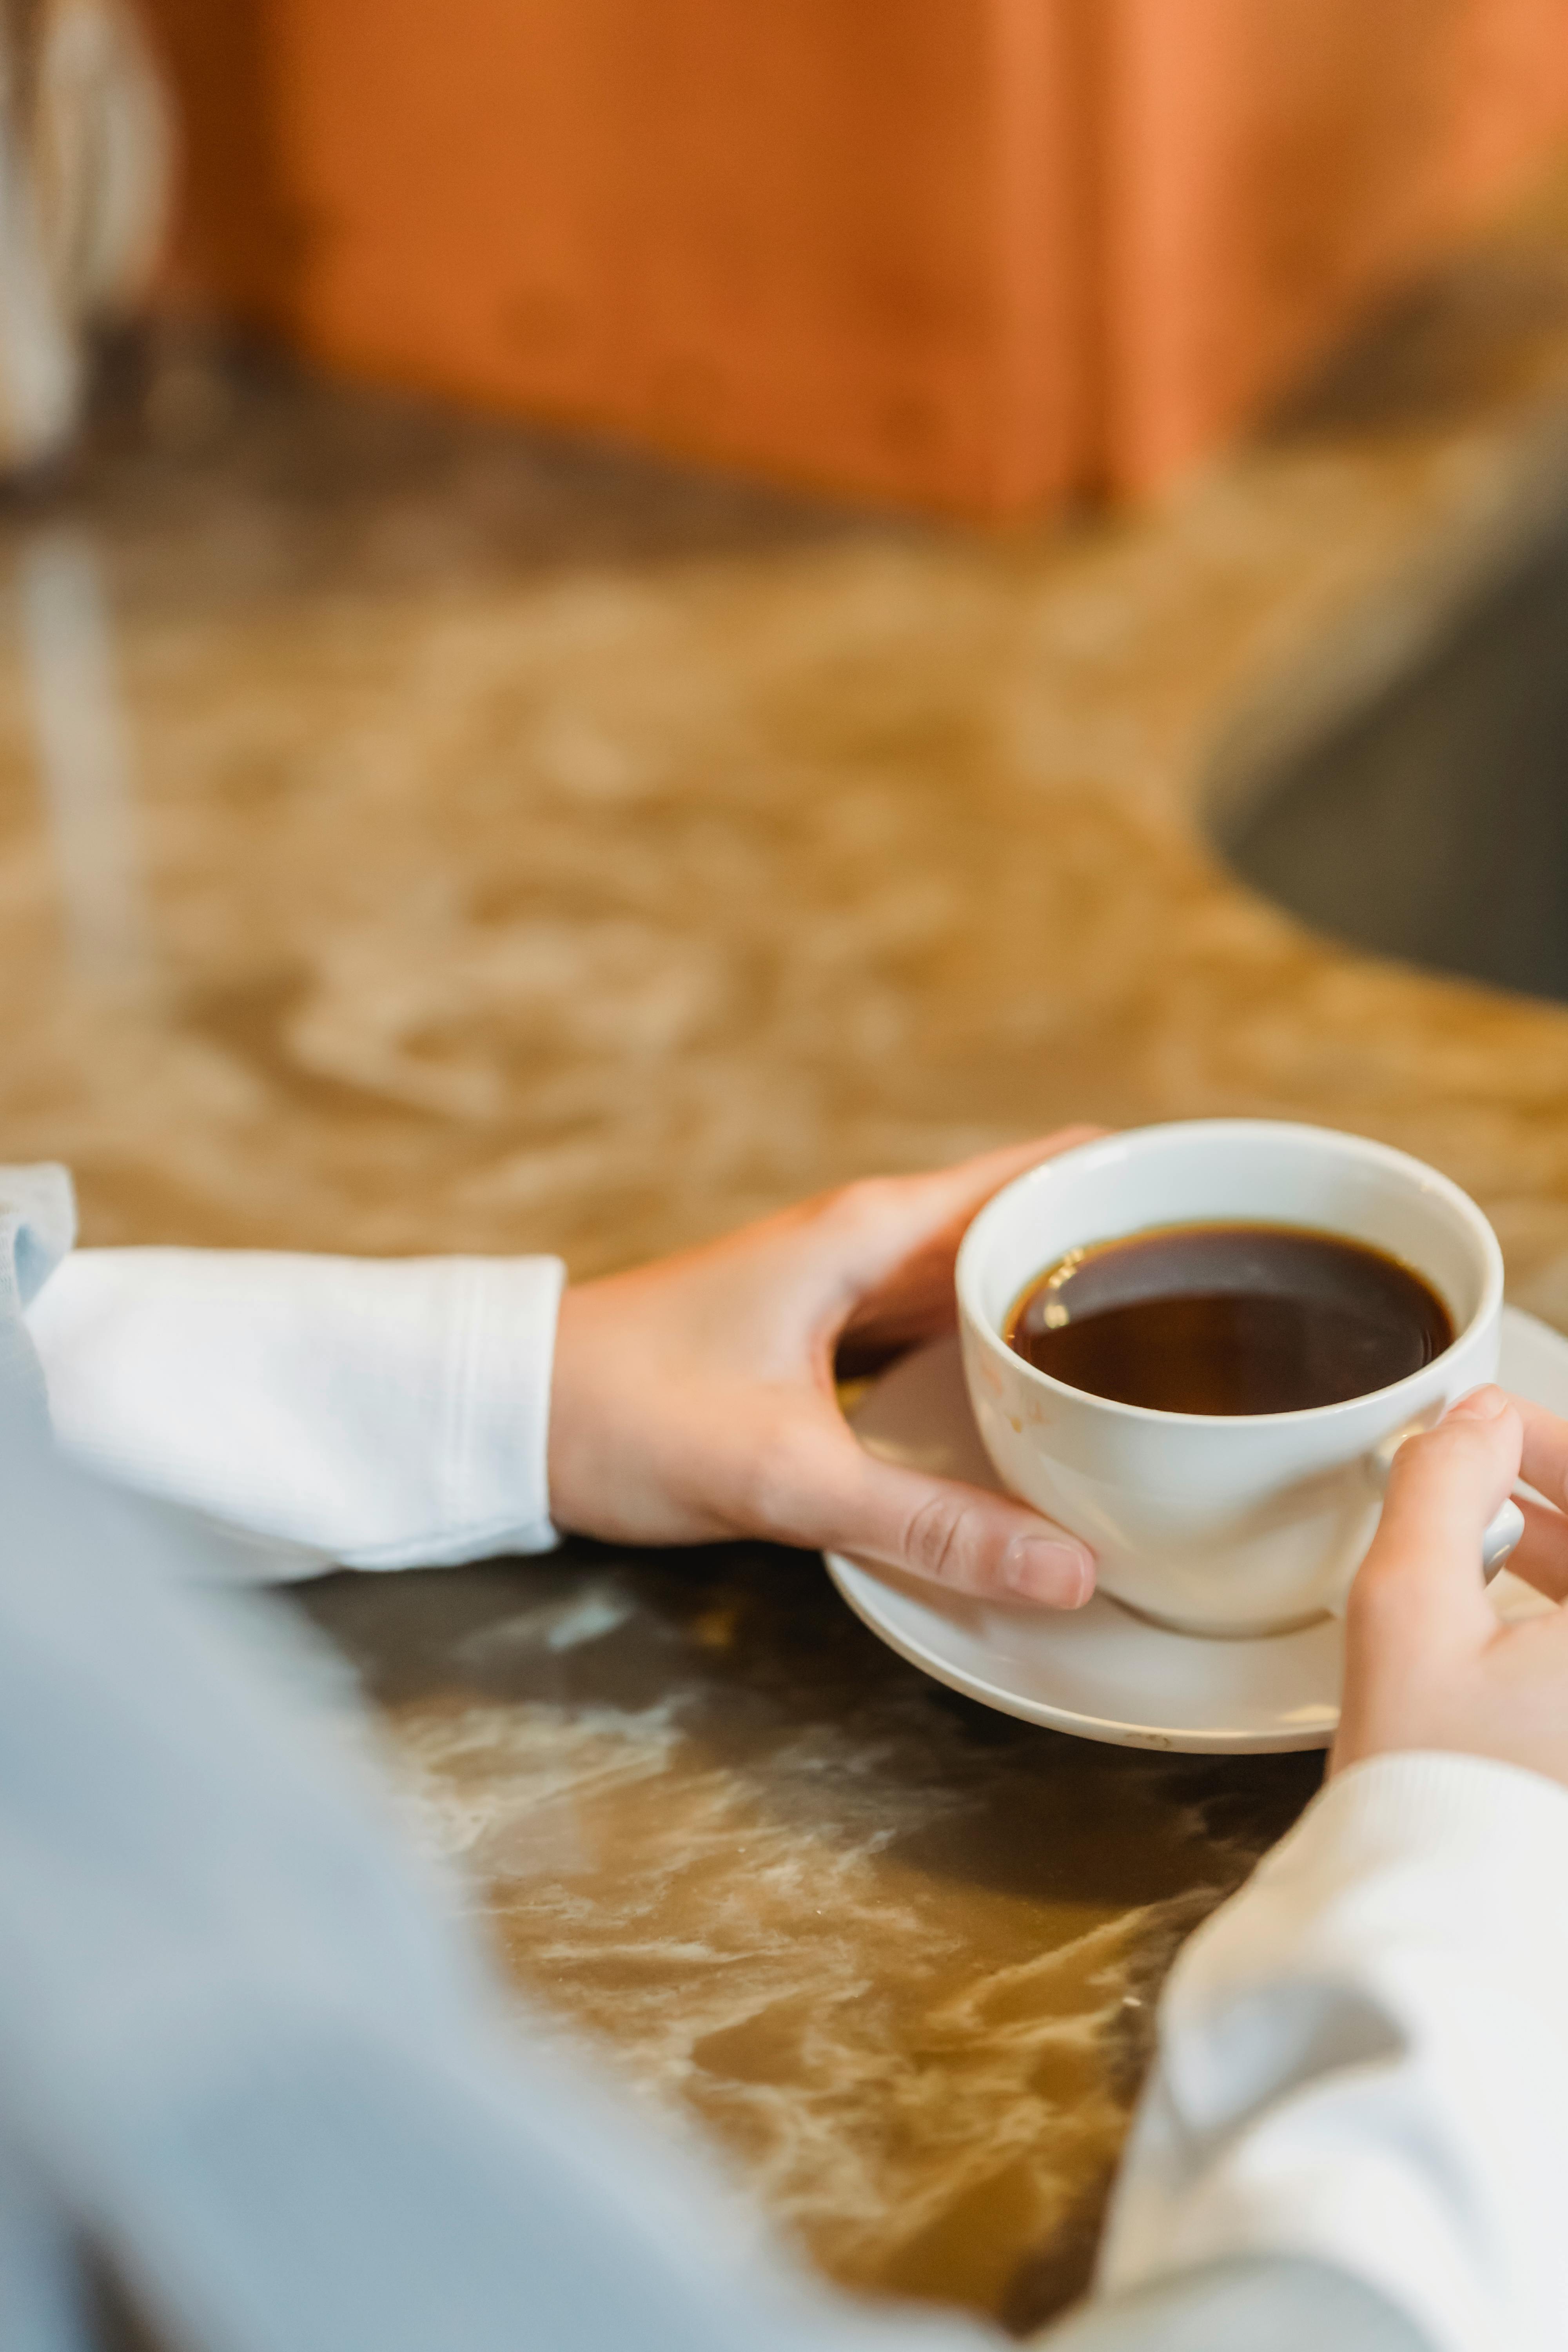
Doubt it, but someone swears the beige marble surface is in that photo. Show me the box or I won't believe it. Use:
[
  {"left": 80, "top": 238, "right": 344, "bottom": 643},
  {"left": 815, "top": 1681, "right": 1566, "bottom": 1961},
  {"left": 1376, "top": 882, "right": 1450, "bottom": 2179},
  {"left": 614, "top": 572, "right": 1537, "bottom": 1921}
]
[{"left": 13, "top": 176, "right": 1568, "bottom": 2330}]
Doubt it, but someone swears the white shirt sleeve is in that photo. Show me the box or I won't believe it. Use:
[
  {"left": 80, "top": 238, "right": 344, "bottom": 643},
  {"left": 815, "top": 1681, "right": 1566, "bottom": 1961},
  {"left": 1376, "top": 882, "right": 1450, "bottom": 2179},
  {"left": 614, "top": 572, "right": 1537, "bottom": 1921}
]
[
  {"left": 26, "top": 1248, "right": 566, "bottom": 1578},
  {"left": 1099, "top": 1750, "right": 1568, "bottom": 2352}
]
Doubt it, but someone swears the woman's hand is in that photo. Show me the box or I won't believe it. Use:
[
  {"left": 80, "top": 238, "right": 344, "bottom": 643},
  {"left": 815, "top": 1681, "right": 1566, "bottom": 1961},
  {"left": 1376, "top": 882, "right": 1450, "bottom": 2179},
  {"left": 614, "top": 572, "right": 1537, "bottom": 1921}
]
[
  {"left": 546, "top": 1133, "right": 1100, "bottom": 1607},
  {"left": 1334, "top": 1385, "right": 1568, "bottom": 1786}
]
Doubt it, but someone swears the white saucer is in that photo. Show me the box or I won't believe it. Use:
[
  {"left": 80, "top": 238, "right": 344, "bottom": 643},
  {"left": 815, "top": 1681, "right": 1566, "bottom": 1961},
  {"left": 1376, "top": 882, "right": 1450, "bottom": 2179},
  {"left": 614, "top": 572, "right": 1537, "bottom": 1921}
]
[{"left": 824, "top": 1305, "right": 1568, "bottom": 1754}]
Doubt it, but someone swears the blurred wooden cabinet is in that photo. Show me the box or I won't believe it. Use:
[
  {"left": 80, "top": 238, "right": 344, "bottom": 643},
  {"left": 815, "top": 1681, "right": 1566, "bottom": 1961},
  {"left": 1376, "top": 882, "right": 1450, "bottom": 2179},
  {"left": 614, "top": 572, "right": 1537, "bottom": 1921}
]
[
  {"left": 1104, "top": 0, "right": 1568, "bottom": 490},
  {"left": 141, "top": 0, "right": 1568, "bottom": 515}
]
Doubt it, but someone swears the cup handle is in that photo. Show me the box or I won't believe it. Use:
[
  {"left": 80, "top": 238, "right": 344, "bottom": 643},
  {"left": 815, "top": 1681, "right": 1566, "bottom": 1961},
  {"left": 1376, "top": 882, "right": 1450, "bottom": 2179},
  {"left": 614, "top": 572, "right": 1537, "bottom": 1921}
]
[{"left": 1369, "top": 1422, "right": 1525, "bottom": 1583}]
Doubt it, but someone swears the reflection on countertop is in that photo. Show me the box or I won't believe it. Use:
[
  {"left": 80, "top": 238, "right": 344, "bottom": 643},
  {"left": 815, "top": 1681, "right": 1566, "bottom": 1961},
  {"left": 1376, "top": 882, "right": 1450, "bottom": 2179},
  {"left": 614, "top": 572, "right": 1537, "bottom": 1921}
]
[
  {"left": 298, "top": 1548, "right": 1318, "bottom": 2326},
  {"left": 13, "top": 171, "right": 1568, "bottom": 2328}
]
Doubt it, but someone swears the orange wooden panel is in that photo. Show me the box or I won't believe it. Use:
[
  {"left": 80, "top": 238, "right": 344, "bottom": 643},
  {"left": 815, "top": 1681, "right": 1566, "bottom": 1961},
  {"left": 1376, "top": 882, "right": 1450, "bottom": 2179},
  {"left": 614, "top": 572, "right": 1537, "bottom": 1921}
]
[
  {"left": 145, "top": 0, "right": 1090, "bottom": 517},
  {"left": 1448, "top": 0, "right": 1568, "bottom": 207},
  {"left": 1100, "top": 0, "right": 1568, "bottom": 496},
  {"left": 134, "top": 0, "right": 298, "bottom": 316},
  {"left": 138, "top": 0, "right": 1568, "bottom": 514}
]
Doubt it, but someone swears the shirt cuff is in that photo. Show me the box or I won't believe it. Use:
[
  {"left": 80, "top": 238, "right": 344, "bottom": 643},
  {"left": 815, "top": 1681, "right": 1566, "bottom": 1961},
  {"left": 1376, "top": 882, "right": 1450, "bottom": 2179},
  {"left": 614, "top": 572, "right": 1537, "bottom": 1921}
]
[
  {"left": 30, "top": 1247, "right": 569, "bottom": 1578},
  {"left": 385, "top": 1252, "right": 567, "bottom": 1570}
]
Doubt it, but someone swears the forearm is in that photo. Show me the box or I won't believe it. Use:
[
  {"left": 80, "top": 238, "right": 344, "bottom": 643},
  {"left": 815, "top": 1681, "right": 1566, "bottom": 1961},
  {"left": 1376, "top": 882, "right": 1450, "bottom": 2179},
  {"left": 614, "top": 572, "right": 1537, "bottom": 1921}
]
[
  {"left": 1099, "top": 1753, "right": 1568, "bottom": 2352},
  {"left": 27, "top": 1247, "right": 566, "bottom": 1576}
]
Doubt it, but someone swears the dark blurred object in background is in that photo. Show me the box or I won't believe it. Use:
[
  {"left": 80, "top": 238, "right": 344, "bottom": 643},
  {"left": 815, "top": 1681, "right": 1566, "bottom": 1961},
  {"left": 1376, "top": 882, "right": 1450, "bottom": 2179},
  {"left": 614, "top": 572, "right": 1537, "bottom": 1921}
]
[
  {"left": 133, "top": 0, "right": 1568, "bottom": 519},
  {"left": 0, "top": 0, "right": 169, "bottom": 477}
]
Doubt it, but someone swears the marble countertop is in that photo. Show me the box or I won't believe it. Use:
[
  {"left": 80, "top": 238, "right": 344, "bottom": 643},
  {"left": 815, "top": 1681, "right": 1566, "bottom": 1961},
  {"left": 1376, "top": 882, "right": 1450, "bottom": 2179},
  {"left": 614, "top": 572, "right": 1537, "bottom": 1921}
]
[{"left": 13, "top": 173, "right": 1568, "bottom": 2330}]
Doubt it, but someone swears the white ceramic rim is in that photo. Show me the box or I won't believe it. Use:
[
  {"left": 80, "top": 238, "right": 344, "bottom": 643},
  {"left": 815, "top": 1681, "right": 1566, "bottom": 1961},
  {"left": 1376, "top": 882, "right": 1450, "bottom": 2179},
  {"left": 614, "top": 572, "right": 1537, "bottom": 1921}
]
[{"left": 955, "top": 1119, "right": 1504, "bottom": 1430}]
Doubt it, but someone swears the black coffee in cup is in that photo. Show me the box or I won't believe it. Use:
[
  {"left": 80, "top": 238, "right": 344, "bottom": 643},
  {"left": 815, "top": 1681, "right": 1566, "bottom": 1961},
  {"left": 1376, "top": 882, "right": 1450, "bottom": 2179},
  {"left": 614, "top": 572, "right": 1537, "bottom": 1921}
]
[{"left": 1004, "top": 1221, "right": 1454, "bottom": 1415}]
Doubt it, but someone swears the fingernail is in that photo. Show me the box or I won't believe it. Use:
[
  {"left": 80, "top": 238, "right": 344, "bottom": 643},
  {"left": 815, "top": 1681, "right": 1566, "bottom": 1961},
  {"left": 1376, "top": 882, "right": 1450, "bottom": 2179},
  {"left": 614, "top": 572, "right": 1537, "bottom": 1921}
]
[
  {"left": 1447, "top": 1386, "right": 1509, "bottom": 1422},
  {"left": 1002, "top": 1537, "right": 1093, "bottom": 1607}
]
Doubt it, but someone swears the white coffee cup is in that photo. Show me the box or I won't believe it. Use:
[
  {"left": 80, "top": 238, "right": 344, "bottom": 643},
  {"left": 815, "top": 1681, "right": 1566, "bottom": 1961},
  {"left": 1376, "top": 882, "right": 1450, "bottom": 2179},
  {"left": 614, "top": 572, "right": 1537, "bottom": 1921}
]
[{"left": 955, "top": 1120, "right": 1521, "bottom": 1637}]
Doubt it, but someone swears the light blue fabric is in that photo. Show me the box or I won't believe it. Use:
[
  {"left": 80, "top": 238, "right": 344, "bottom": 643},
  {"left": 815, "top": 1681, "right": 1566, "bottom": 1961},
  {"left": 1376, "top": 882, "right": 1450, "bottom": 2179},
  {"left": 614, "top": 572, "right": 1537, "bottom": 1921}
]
[
  {"left": 0, "top": 1161, "right": 73, "bottom": 1427},
  {"left": 0, "top": 1164, "right": 1432, "bottom": 2352},
  {"left": 0, "top": 1363, "right": 978, "bottom": 2352}
]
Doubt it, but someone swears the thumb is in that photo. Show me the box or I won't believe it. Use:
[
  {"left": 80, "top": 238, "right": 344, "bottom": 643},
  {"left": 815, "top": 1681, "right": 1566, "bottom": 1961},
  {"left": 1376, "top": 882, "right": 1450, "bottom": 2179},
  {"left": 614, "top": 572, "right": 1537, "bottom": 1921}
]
[
  {"left": 1348, "top": 1387, "right": 1522, "bottom": 1654},
  {"left": 822, "top": 1129, "right": 1105, "bottom": 1288},
  {"left": 807, "top": 1441, "right": 1095, "bottom": 1608},
  {"left": 830, "top": 1128, "right": 1105, "bottom": 1364}
]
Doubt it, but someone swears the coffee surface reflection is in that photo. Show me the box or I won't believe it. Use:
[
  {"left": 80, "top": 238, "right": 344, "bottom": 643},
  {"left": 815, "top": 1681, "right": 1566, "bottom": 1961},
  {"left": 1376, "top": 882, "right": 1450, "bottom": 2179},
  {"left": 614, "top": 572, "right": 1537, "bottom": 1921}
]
[{"left": 1004, "top": 1221, "right": 1454, "bottom": 1416}]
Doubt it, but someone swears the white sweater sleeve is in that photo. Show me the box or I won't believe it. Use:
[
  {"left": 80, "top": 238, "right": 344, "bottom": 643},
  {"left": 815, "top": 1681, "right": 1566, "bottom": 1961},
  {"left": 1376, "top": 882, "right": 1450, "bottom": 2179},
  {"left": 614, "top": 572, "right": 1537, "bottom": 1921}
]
[
  {"left": 1099, "top": 1750, "right": 1568, "bottom": 2352},
  {"left": 26, "top": 1248, "right": 566, "bottom": 1578}
]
